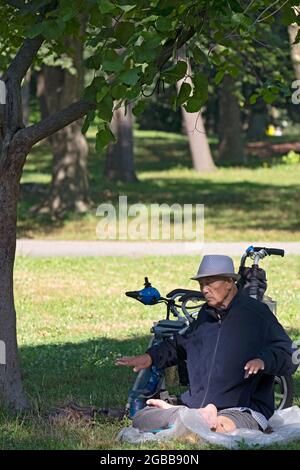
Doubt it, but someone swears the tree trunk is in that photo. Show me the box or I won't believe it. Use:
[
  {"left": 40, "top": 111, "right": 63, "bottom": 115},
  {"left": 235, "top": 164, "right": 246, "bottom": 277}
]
[
  {"left": 247, "top": 99, "right": 268, "bottom": 141},
  {"left": 181, "top": 105, "right": 215, "bottom": 172},
  {"left": 177, "top": 50, "right": 215, "bottom": 172},
  {"left": 104, "top": 104, "right": 138, "bottom": 182},
  {"left": 0, "top": 168, "right": 27, "bottom": 409},
  {"left": 48, "top": 116, "right": 89, "bottom": 215},
  {"left": 39, "top": 34, "right": 89, "bottom": 217},
  {"left": 289, "top": 19, "right": 300, "bottom": 79},
  {"left": 218, "top": 75, "right": 245, "bottom": 164}
]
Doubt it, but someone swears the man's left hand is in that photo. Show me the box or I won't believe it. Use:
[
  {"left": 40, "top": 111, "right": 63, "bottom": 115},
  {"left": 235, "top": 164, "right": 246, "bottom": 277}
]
[{"left": 244, "top": 358, "right": 265, "bottom": 378}]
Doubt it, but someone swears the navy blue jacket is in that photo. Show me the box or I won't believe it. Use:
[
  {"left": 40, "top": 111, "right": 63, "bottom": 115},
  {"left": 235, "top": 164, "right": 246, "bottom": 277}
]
[{"left": 147, "top": 290, "right": 297, "bottom": 419}]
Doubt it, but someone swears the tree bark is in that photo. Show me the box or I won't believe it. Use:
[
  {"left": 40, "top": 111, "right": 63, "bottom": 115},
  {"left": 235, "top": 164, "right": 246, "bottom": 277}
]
[
  {"left": 218, "top": 75, "right": 245, "bottom": 164},
  {"left": 0, "top": 35, "right": 44, "bottom": 410},
  {"left": 104, "top": 104, "right": 138, "bottom": 182},
  {"left": 288, "top": 17, "right": 300, "bottom": 79},
  {"left": 0, "top": 156, "right": 28, "bottom": 409},
  {"left": 180, "top": 106, "right": 215, "bottom": 172}
]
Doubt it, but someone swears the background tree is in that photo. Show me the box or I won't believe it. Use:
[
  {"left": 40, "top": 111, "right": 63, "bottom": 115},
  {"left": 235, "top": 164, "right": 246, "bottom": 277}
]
[
  {"left": 218, "top": 74, "right": 245, "bottom": 164},
  {"left": 104, "top": 103, "right": 137, "bottom": 182},
  {"left": 36, "top": 25, "right": 89, "bottom": 217},
  {"left": 177, "top": 48, "right": 215, "bottom": 172},
  {"left": 289, "top": 6, "right": 300, "bottom": 78}
]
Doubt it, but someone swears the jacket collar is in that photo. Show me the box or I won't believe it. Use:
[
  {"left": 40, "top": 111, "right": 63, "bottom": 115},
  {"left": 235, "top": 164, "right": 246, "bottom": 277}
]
[{"left": 205, "top": 288, "right": 242, "bottom": 320}]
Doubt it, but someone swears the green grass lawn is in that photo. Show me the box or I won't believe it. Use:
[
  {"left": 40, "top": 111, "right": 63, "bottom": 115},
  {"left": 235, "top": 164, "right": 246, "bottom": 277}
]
[
  {"left": 18, "top": 130, "right": 300, "bottom": 241},
  {"left": 1, "top": 255, "right": 299, "bottom": 450}
]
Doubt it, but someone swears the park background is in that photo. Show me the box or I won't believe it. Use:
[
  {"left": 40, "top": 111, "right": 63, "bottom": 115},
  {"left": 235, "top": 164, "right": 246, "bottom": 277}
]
[{"left": 0, "top": 0, "right": 300, "bottom": 450}]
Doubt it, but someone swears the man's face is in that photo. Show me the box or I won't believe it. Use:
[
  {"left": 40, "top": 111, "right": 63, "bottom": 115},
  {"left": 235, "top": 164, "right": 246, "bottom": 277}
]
[{"left": 198, "top": 276, "right": 233, "bottom": 307}]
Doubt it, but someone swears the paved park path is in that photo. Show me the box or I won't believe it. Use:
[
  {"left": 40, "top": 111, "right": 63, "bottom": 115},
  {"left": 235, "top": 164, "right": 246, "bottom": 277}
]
[{"left": 16, "top": 240, "right": 300, "bottom": 257}]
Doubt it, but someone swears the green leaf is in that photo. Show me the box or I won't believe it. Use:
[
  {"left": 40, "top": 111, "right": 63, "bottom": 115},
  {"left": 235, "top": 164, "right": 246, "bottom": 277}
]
[
  {"left": 176, "top": 82, "right": 191, "bottom": 107},
  {"left": 191, "top": 45, "right": 208, "bottom": 65},
  {"left": 98, "top": 0, "right": 116, "bottom": 14},
  {"left": 227, "top": 65, "right": 240, "bottom": 79},
  {"left": 27, "top": 22, "right": 45, "bottom": 39},
  {"left": 96, "top": 125, "right": 116, "bottom": 151},
  {"left": 156, "top": 16, "right": 173, "bottom": 32},
  {"left": 111, "top": 84, "right": 128, "bottom": 100},
  {"left": 214, "top": 70, "right": 224, "bottom": 85},
  {"left": 140, "top": 31, "right": 163, "bottom": 49},
  {"left": 143, "top": 64, "right": 158, "bottom": 85},
  {"left": 249, "top": 94, "right": 258, "bottom": 105},
  {"left": 87, "top": 52, "right": 102, "bottom": 70},
  {"left": 162, "top": 61, "right": 187, "bottom": 84},
  {"left": 262, "top": 91, "right": 277, "bottom": 104},
  {"left": 97, "top": 94, "right": 113, "bottom": 122},
  {"left": 115, "top": 21, "right": 135, "bottom": 45},
  {"left": 96, "top": 86, "right": 109, "bottom": 103},
  {"left": 184, "top": 96, "right": 202, "bottom": 113},
  {"left": 231, "top": 13, "right": 251, "bottom": 27},
  {"left": 43, "top": 20, "right": 65, "bottom": 40},
  {"left": 193, "top": 73, "right": 208, "bottom": 92},
  {"left": 119, "top": 68, "right": 140, "bottom": 86},
  {"left": 118, "top": 4, "right": 137, "bottom": 13},
  {"left": 134, "top": 43, "right": 158, "bottom": 62},
  {"left": 102, "top": 50, "right": 124, "bottom": 72},
  {"left": 193, "top": 73, "right": 208, "bottom": 105},
  {"left": 132, "top": 100, "right": 146, "bottom": 116},
  {"left": 281, "top": 6, "right": 298, "bottom": 26},
  {"left": 81, "top": 111, "right": 95, "bottom": 135},
  {"left": 125, "top": 85, "right": 141, "bottom": 100}
]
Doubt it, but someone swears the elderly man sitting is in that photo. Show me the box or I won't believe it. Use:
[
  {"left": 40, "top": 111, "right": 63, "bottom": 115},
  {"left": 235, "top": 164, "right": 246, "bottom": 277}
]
[{"left": 116, "top": 255, "right": 297, "bottom": 433}]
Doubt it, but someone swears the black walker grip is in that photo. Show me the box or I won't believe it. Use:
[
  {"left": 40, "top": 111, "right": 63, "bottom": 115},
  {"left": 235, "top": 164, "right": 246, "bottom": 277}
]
[{"left": 253, "top": 247, "right": 285, "bottom": 257}]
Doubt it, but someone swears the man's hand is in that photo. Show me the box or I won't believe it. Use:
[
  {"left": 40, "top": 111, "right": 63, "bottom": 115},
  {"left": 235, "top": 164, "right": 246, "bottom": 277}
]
[
  {"left": 115, "top": 353, "right": 152, "bottom": 372},
  {"left": 244, "top": 358, "right": 265, "bottom": 378}
]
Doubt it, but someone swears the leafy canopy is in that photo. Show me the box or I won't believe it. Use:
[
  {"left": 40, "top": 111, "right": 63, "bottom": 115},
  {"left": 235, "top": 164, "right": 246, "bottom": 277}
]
[{"left": 2, "top": 0, "right": 299, "bottom": 148}]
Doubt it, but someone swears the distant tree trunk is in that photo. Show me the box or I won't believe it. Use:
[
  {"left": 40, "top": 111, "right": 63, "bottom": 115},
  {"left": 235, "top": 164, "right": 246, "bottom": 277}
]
[
  {"left": 37, "top": 33, "right": 89, "bottom": 217},
  {"left": 104, "top": 104, "right": 138, "bottom": 182},
  {"left": 289, "top": 18, "right": 300, "bottom": 79},
  {"left": 247, "top": 99, "right": 268, "bottom": 141},
  {"left": 177, "top": 50, "right": 215, "bottom": 172},
  {"left": 180, "top": 105, "right": 216, "bottom": 172},
  {"left": 287, "top": 15, "right": 300, "bottom": 122},
  {"left": 218, "top": 75, "right": 245, "bottom": 164},
  {"left": 36, "top": 69, "right": 48, "bottom": 121}
]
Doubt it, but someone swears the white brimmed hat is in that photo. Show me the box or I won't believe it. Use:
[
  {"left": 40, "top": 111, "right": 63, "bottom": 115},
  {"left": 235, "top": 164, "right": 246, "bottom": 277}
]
[{"left": 191, "top": 255, "right": 239, "bottom": 281}]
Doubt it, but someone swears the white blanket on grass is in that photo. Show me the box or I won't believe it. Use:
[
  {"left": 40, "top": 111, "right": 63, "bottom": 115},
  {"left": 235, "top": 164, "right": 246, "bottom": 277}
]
[{"left": 118, "top": 406, "right": 300, "bottom": 449}]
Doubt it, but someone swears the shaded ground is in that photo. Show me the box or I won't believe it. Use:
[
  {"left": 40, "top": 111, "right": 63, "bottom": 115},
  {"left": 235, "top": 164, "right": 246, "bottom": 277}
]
[{"left": 18, "top": 130, "right": 300, "bottom": 241}]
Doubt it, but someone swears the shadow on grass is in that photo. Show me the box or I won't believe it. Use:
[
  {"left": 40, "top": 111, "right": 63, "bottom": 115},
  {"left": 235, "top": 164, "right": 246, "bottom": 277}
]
[
  {"left": 20, "top": 336, "right": 150, "bottom": 410},
  {"left": 18, "top": 177, "right": 300, "bottom": 237},
  {"left": 17, "top": 132, "right": 300, "bottom": 238},
  {"left": 0, "top": 335, "right": 299, "bottom": 450},
  {"left": 18, "top": 334, "right": 300, "bottom": 410}
]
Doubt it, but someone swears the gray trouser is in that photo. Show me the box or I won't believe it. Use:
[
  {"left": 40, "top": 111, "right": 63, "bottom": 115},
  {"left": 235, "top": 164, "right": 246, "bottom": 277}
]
[
  {"left": 132, "top": 406, "right": 260, "bottom": 432},
  {"left": 133, "top": 405, "right": 186, "bottom": 432}
]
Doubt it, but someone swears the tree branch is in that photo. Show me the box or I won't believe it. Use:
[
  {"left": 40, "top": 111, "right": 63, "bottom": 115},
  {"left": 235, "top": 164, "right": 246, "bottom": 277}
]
[
  {"left": 0, "top": 35, "right": 44, "bottom": 170},
  {"left": 5, "top": 36, "right": 44, "bottom": 84},
  {"left": 11, "top": 99, "right": 95, "bottom": 150},
  {"left": 155, "top": 26, "right": 196, "bottom": 71}
]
